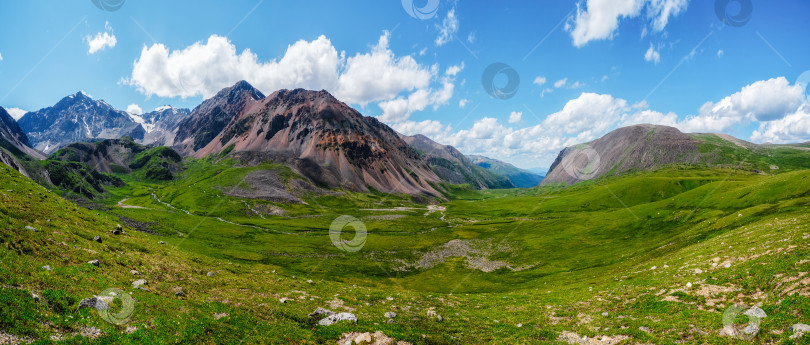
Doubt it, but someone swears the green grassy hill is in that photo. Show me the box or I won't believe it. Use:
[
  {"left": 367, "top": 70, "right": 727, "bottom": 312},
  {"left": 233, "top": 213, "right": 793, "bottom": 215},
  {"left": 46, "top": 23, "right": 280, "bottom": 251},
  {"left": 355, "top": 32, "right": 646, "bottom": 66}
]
[{"left": 3, "top": 156, "right": 810, "bottom": 343}]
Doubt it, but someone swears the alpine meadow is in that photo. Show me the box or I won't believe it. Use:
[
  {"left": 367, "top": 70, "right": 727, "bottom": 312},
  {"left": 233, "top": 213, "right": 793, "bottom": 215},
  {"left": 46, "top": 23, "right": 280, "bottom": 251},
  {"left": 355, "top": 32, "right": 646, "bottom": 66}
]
[{"left": 2, "top": 1, "right": 810, "bottom": 344}]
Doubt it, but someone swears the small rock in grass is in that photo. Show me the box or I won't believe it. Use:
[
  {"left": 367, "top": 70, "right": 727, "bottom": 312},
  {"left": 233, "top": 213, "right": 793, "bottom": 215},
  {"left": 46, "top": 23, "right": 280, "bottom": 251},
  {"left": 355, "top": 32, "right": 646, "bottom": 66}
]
[
  {"left": 112, "top": 229, "right": 121, "bottom": 235},
  {"left": 308, "top": 307, "right": 335, "bottom": 318},
  {"left": 317, "top": 312, "right": 357, "bottom": 326},
  {"left": 719, "top": 324, "right": 738, "bottom": 337},
  {"left": 93, "top": 236, "right": 102, "bottom": 243},
  {"left": 132, "top": 279, "right": 147, "bottom": 288},
  {"left": 207, "top": 272, "right": 215, "bottom": 277},
  {"left": 32, "top": 293, "right": 40, "bottom": 302},
  {"left": 88, "top": 260, "right": 100, "bottom": 267},
  {"left": 130, "top": 270, "right": 140, "bottom": 275},
  {"left": 158, "top": 241, "right": 165, "bottom": 245},
  {"left": 686, "top": 282, "right": 692, "bottom": 288},
  {"left": 279, "top": 298, "right": 290, "bottom": 304},
  {"left": 175, "top": 291, "right": 186, "bottom": 297},
  {"left": 25, "top": 225, "right": 38, "bottom": 232},
  {"left": 213, "top": 312, "right": 229, "bottom": 320},
  {"left": 744, "top": 306, "right": 767, "bottom": 319},
  {"left": 639, "top": 326, "right": 651, "bottom": 333},
  {"left": 76, "top": 297, "right": 109, "bottom": 312},
  {"left": 436, "top": 314, "right": 443, "bottom": 322},
  {"left": 694, "top": 268, "right": 703, "bottom": 274},
  {"left": 743, "top": 323, "right": 759, "bottom": 335},
  {"left": 42, "top": 265, "right": 52, "bottom": 271},
  {"left": 384, "top": 311, "right": 397, "bottom": 319},
  {"left": 602, "top": 312, "right": 609, "bottom": 317},
  {"left": 116, "top": 224, "right": 123, "bottom": 231},
  {"left": 790, "top": 324, "right": 810, "bottom": 333},
  {"left": 125, "top": 326, "right": 138, "bottom": 334}
]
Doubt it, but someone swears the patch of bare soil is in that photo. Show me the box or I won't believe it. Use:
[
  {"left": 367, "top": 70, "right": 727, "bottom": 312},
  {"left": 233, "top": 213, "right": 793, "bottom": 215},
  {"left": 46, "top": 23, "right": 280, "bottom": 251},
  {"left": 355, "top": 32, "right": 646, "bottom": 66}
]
[{"left": 395, "top": 239, "right": 532, "bottom": 272}]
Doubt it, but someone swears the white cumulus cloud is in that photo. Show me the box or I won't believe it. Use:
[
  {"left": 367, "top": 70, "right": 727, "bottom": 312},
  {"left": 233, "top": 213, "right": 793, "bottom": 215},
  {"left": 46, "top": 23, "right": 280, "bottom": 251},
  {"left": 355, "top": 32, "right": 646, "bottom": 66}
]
[
  {"left": 567, "top": 0, "right": 689, "bottom": 47},
  {"left": 126, "top": 104, "right": 143, "bottom": 115},
  {"left": 127, "top": 32, "right": 452, "bottom": 113},
  {"left": 508, "top": 111, "right": 523, "bottom": 124},
  {"left": 751, "top": 106, "right": 810, "bottom": 144},
  {"left": 678, "top": 77, "right": 804, "bottom": 132},
  {"left": 86, "top": 21, "right": 117, "bottom": 54}
]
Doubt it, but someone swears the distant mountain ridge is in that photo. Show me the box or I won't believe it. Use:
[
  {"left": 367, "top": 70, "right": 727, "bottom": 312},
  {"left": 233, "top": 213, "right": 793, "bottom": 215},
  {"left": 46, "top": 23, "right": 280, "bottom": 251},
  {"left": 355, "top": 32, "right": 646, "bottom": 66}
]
[
  {"left": 131, "top": 106, "right": 191, "bottom": 146},
  {"left": 467, "top": 155, "right": 544, "bottom": 188},
  {"left": 18, "top": 92, "right": 145, "bottom": 154},
  {"left": 400, "top": 134, "right": 514, "bottom": 189}
]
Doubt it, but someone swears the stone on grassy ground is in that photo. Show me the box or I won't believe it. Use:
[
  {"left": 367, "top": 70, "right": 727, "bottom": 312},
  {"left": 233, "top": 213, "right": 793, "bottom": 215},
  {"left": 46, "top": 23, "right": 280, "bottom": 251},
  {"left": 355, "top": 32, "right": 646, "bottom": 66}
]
[
  {"left": 93, "top": 236, "right": 102, "bottom": 243},
  {"left": 743, "top": 323, "right": 759, "bottom": 335},
  {"left": 789, "top": 324, "right": 810, "bottom": 339},
  {"left": 25, "top": 225, "right": 37, "bottom": 232},
  {"left": 75, "top": 297, "right": 109, "bottom": 312},
  {"left": 338, "top": 331, "right": 413, "bottom": 345},
  {"left": 385, "top": 311, "right": 396, "bottom": 319},
  {"left": 318, "top": 312, "right": 357, "bottom": 326},
  {"left": 744, "top": 306, "right": 767, "bottom": 319},
  {"left": 88, "top": 260, "right": 99, "bottom": 267},
  {"left": 42, "top": 265, "right": 52, "bottom": 271},
  {"left": 132, "top": 279, "right": 147, "bottom": 288},
  {"left": 207, "top": 272, "right": 215, "bottom": 277},
  {"left": 308, "top": 307, "right": 335, "bottom": 318},
  {"left": 130, "top": 270, "right": 140, "bottom": 275}
]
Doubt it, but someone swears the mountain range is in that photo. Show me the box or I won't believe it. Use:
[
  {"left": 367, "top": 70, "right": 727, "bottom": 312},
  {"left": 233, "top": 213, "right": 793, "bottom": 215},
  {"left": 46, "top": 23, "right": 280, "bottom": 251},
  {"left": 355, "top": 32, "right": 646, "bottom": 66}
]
[{"left": 2, "top": 81, "right": 810, "bottom": 199}]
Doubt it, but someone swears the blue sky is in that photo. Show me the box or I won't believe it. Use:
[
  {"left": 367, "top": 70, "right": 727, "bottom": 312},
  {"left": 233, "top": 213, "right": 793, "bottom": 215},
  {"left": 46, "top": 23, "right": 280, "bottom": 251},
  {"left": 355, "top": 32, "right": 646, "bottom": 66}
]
[{"left": 1, "top": 0, "right": 809, "bottom": 169}]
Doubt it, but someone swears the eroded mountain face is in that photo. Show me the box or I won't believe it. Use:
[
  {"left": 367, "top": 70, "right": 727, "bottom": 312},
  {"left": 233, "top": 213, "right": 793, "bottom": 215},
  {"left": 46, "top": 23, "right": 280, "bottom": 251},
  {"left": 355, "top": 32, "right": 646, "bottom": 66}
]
[{"left": 177, "top": 84, "right": 442, "bottom": 196}]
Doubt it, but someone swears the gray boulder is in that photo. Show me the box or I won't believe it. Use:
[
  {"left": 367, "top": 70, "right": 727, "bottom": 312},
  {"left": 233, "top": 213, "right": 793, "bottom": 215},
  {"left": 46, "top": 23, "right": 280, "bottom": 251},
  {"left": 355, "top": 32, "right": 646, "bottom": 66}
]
[
  {"left": 132, "top": 279, "right": 147, "bottom": 288},
  {"left": 744, "top": 306, "right": 767, "bottom": 319},
  {"left": 308, "top": 307, "right": 335, "bottom": 318},
  {"left": 318, "top": 312, "right": 357, "bottom": 326},
  {"left": 75, "top": 297, "right": 109, "bottom": 312},
  {"left": 789, "top": 324, "right": 810, "bottom": 333}
]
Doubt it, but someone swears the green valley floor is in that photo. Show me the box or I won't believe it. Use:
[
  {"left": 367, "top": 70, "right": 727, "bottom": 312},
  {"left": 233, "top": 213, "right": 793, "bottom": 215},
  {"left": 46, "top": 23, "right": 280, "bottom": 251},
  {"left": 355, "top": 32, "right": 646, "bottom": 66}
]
[{"left": 2, "top": 161, "right": 810, "bottom": 344}]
